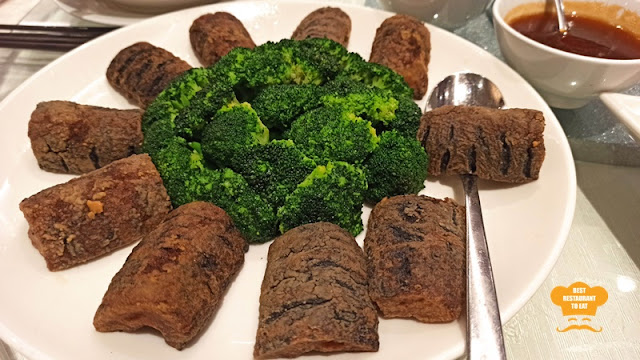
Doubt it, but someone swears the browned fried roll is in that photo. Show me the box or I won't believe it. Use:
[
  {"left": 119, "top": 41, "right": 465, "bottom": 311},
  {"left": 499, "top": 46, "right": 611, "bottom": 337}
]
[
  {"left": 106, "top": 42, "right": 191, "bottom": 108},
  {"left": 370, "top": 14, "right": 431, "bottom": 99},
  {"left": 418, "top": 105, "right": 546, "bottom": 182},
  {"left": 254, "top": 222, "right": 378, "bottom": 359},
  {"left": 189, "top": 12, "right": 256, "bottom": 67},
  {"left": 365, "top": 195, "right": 466, "bottom": 323},
  {"left": 291, "top": 7, "right": 352, "bottom": 47},
  {"left": 28, "top": 101, "right": 143, "bottom": 174},
  {"left": 19, "top": 154, "right": 171, "bottom": 271},
  {"left": 93, "top": 202, "right": 247, "bottom": 350}
]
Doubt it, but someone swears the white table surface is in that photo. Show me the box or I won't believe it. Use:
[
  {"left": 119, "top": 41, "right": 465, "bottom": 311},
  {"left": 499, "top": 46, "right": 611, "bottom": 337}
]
[{"left": 1, "top": 1, "right": 639, "bottom": 359}]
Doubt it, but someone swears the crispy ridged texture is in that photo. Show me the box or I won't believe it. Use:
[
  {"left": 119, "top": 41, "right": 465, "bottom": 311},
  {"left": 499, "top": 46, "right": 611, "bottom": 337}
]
[
  {"left": 365, "top": 195, "right": 466, "bottom": 323},
  {"left": 106, "top": 42, "right": 191, "bottom": 108},
  {"left": 418, "top": 105, "right": 546, "bottom": 182},
  {"left": 254, "top": 222, "right": 378, "bottom": 359},
  {"left": 291, "top": 7, "right": 352, "bottom": 47},
  {"left": 93, "top": 202, "right": 248, "bottom": 350},
  {"left": 28, "top": 101, "right": 143, "bottom": 174},
  {"left": 190, "top": 12, "right": 256, "bottom": 67},
  {"left": 19, "top": 154, "right": 171, "bottom": 271},
  {"left": 369, "top": 14, "right": 430, "bottom": 99}
]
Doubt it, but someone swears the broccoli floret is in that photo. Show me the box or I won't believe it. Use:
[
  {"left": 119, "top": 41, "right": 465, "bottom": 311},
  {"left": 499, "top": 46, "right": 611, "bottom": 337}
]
[
  {"left": 209, "top": 168, "right": 278, "bottom": 243},
  {"left": 201, "top": 102, "right": 269, "bottom": 167},
  {"left": 388, "top": 95, "right": 422, "bottom": 138},
  {"left": 173, "top": 81, "right": 237, "bottom": 140},
  {"left": 287, "top": 107, "right": 379, "bottom": 164},
  {"left": 211, "top": 38, "right": 349, "bottom": 95},
  {"left": 277, "top": 161, "right": 367, "bottom": 236},
  {"left": 321, "top": 76, "right": 421, "bottom": 137},
  {"left": 252, "top": 84, "right": 325, "bottom": 130},
  {"left": 234, "top": 140, "right": 316, "bottom": 207},
  {"left": 210, "top": 47, "right": 255, "bottom": 86},
  {"left": 291, "top": 38, "right": 350, "bottom": 83},
  {"left": 341, "top": 59, "right": 413, "bottom": 99},
  {"left": 321, "top": 76, "right": 399, "bottom": 126},
  {"left": 363, "top": 130, "right": 429, "bottom": 203},
  {"left": 142, "top": 68, "right": 215, "bottom": 129},
  {"left": 141, "top": 118, "right": 183, "bottom": 156},
  {"left": 153, "top": 141, "right": 217, "bottom": 206},
  {"left": 153, "top": 142, "right": 277, "bottom": 243}
]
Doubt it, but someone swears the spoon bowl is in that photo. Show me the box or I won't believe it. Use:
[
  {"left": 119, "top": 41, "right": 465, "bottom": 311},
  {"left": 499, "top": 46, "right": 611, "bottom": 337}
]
[{"left": 428, "top": 73, "right": 505, "bottom": 110}]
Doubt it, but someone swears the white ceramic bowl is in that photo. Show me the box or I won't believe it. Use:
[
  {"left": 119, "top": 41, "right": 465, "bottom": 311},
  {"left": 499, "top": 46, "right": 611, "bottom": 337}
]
[
  {"left": 107, "top": 0, "right": 216, "bottom": 14},
  {"left": 492, "top": 0, "right": 640, "bottom": 109}
]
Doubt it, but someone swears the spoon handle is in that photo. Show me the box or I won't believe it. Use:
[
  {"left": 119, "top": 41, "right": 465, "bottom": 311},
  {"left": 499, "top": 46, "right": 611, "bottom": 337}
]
[
  {"left": 461, "top": 175, "right": 506, "bottom": 360},
  {"left": 554, "top": 0, "right": 568, "bottom": 33}
]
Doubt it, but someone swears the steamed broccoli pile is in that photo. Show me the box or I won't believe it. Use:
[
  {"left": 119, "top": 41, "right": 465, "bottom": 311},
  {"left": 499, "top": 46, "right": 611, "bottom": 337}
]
[{"left": 142, "top": 38, "right": 428, "bottom": 243}]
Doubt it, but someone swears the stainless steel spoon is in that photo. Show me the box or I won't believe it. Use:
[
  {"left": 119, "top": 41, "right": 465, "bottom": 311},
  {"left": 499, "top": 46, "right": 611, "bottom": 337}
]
[
  {"left": 426, "top": 73, "right": 506, "bottom": 360},
  {"left": 554, "top": 0, "right": 569, "bottom": 34}
]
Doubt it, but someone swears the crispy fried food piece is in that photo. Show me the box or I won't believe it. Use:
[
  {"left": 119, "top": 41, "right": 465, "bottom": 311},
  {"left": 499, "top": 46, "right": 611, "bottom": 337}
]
[
  {"left": 418, "top": 105, "right": 546, "bottom": 182},
  {"left": 106, "top": 42, "right": 191, "bottom": 108},
  {"left": 94, "top": 202, "right": 247, "bottom": 350},
  {"left": 190, "top": 12, "right": 256, "bottom": 67},
  {"left": 291, "top": 7, "right": 352, "bottom": 47},
  {"left": 369, "top": 14, "right": 431, "bottom": 99},
  {"left": 254, "top": 222, "right": 379, "bottom": 359},
  {"left": 365, "top": 195, "right": 466, "bottom": 323},
  {"left": 28, "top": 101, "right": 143, "bottom": 174},
  {"left": 19, "top": 154, "right": 171, "bottom": 271}
]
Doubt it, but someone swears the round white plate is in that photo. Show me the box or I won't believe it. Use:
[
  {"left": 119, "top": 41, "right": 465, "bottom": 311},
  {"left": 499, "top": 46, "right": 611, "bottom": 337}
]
[
  {"left": 52, "top": 0, "right": 192, "bottom": 26},
  {"left": 0, "top": 1, "right": 576, "bottom": 359},
  {"left": 53, "top": 0, "right": 150, "bottom": 26}
]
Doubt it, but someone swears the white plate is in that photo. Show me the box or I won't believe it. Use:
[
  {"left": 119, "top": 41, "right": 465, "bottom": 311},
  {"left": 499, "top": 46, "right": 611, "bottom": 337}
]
[
  {"left": 0, "top": 2, "right": 576, "bottom": 359},
  {"left": 53, "top": 0, "right": 154, "bottom": 26}
]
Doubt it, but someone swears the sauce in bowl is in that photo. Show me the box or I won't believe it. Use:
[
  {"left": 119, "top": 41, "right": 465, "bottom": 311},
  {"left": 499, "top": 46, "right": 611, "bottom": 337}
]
[
  {"left": 505, "top": 1, "right": 640, "bottom": 60},
  {"left": 510, "top": 13, "right": 640, "bottom": 59}
]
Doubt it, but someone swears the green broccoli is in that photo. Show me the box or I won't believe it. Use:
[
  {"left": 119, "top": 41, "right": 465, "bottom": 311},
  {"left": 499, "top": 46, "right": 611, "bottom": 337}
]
[
  {"left": 141, "top": 118, "right": 182, "bottom": 157},
  {"left": 341, "top": 58, "right": 413, "bottom": 99},
  {"left": 321, "top": 76, "right": 399, "bottom": 126},
  {"left": 208, "top": 168, "right": 278, "bottom": 243},
  {"left": 290, "top": 38, "right": 350, "bottom": 83},
  {"left": 173, "top": 81, "right": 237, "bottom": 140},
  {"left": 234, "top": 140, "right": 316, "bottom": 208},
  {"left": 153, "top": 141, "right": 277, "bottom": 243},
  {"left": 252, "top": 84, "right": 325, "bottom": 130},
  {"left": 387, "top": 95, "right": 422, "bottom": 138},
  {"left": 142, "top": 67, "right": 215, "bottom": 129},
  {"left": 363, "top": 130, "right": 429, "bottom": 203},
  {"left": 201, "top": 102, "right": 269, "bottom": 167},
  {"left": 287, "top": 106, "right": 379, "bottom": 165},
  {"left": 153, "top": 141, "right": 219, "bottom": 207},
  {"left": 211, "top": 38, "right": 349, "bottom": 95},
  {"left": 321, "top": 76, "right": 421, "bottom": 137},
  {"left": 277, "top": 161, "right": 367, "bottom": 236}
]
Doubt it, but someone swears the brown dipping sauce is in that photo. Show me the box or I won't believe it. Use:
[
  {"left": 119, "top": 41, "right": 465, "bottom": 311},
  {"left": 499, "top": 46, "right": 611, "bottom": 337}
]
[{"left": 509, "top": 13, "right": 640, "bottom": 60}]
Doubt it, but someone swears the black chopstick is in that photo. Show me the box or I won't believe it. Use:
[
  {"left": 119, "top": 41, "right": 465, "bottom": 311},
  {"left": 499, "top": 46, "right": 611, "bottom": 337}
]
[
  {"left": 0, "top": 24, "right": 118, "bottom": 51},
  {"left": 0, "top": 24, "right": 117, "bottom": 35}
]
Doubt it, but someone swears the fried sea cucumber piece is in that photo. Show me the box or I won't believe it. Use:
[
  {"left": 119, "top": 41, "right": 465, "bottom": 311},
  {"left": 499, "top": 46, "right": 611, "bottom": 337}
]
[
  {"left": 190, "top": 12, "right": 256, "bottom": 67},
  {"left": 254, "top": 222, "right": 379, "bottom": 359},
  {"left": 369, "top": 14, "right": 430, "bottom": 99},
  {"left": 28, "top": 101, "right": 144, "bottom": 174},
  {"left": 365, "top": 195, "right": 466, "bottom": 323},
  {"left": 106, "top": 42, "right": 191, "bottom": 108},
  {"left": 19, "top": 154, "right": 171, "bottom": 271},
  {"left": 94, "top": 202, "right": 247, "bottom": 350},
  {"left": 418, "top": 105, "right": 546, "bottom": 182},
  {"left": 291, "top": 7, "right": 352, "bottom": 47}
]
